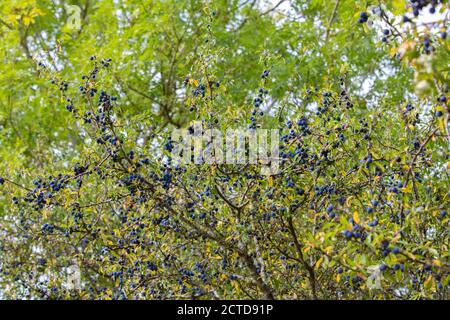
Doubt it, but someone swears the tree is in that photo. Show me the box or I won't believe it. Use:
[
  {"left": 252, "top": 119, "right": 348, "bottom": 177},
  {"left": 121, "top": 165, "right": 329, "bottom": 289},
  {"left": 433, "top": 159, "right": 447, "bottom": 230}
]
[{"left": 0, "top": 0, "right": 449, "bottom": 299}]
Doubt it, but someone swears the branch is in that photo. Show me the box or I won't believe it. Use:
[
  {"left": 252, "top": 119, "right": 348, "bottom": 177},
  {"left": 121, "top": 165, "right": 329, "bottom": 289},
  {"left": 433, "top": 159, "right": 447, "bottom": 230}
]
[{"left": 325, "top": 0, "right": 340, "bottom": 42}]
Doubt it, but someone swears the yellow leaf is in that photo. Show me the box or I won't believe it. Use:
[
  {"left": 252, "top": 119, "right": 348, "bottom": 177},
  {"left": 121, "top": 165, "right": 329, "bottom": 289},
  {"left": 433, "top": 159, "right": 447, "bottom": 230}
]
[
  {"left": 401, "top": 187, "right": 412, "bottom": 193},
  {"left": 432, "top": 259, "right": 441, "bottom": 267},
  {"left": 268, "top": 176, "right": 273, "bottom": 187},
  {"left": 346, "top": 196, "right": 353, "bottom": 207},
  {"left": 438, "top": 117, "right": 446, "bottom": 135},
  {"left": 424, "top": 275, "right": 433, "bottom": 289},
  {"left": 315, "top": 256, "right": 324, "bottom": 269},
  {"left": 30, "top": 8, "right": 45, "bottom": 17},
  {"left": 6, "top": 14, "right": 21, "bottom": 27},
  {"left": 392, "top": 0, "right": 406, "bottom": 15},
  {"left": 340, "top": 63, "right": 349, "bottom": 74},
  {"left": 23, "top": 15, "right": 33, "bottom": 26},
  {"left": 353, "top": 211, "right": 360, "bottom": 224},
  {"left": 189, "top": 79, "right": 199, "bottom": 87}
]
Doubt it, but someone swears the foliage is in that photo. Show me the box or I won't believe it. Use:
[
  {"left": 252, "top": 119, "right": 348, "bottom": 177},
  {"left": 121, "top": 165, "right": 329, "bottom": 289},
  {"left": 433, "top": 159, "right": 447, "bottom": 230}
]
[{"left": 0, "top": 0, "right": 449, "bottom": 299}]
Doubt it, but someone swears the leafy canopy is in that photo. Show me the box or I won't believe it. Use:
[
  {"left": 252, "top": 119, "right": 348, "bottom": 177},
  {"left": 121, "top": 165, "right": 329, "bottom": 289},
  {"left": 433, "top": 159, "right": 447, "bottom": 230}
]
[{"left": 0, "top": 0, "right": 449, "bottom": 299}]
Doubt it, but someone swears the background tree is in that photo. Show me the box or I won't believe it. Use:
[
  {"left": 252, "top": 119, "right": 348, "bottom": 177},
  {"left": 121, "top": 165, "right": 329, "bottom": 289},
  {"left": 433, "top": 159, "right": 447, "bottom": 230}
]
[{"left": 0, "top": 0, "right": 449, "bottom": 299}]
